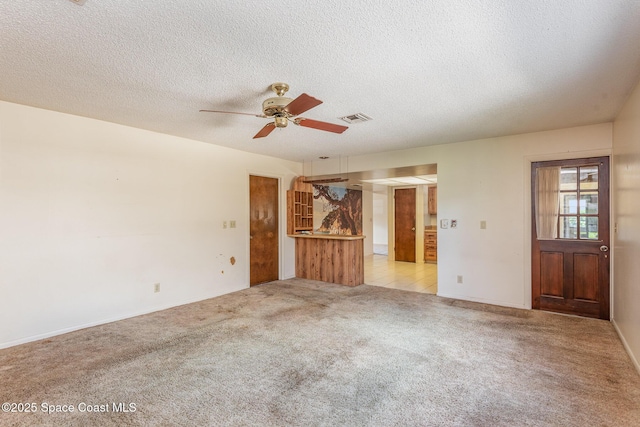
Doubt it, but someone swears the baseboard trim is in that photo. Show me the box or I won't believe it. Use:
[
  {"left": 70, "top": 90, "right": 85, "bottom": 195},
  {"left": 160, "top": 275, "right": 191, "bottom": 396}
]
[
  {"left": 0, "top": 289, "right": 245, "bottom": 350},
  {"left": 436, "top": 292, "right": 527, "bottom": 310},
  {"left": 612, "top": 319, "right": 640, "bottom": 375}
]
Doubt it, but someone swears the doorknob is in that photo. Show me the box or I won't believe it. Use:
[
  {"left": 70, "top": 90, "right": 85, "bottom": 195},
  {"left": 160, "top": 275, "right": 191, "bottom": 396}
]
[
  {"left": 250, "top": 235, "right": 253, "bottom": 240},
  {"left": 411, "top": 227, "right": 416, "bottom": 231},
  {"left": 599, "top": 245, "right": 608, "bottom": 252}
]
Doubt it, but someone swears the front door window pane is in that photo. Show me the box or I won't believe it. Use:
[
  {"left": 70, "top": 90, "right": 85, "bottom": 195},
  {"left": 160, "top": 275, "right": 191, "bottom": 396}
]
[
  {"left": 560, "top": 216, "right": 578, "bottom": 239},
  {"left": 560, "top": 168, "right": 577, "bottom": 191},
  {"left": 558, "top": 164, "right": 600, "bottom": 241},
  {"left": 580, "top": 166, "right": 598, "bottom": 190},
  {"left": 560, "top": 193, "right": 578, "bottom": 214},
  {"left": 580, "top": 193, "right": 598, "bottom": 214},
  {"left": 580, "top": 217, "right": 598, "bottom": 240}
]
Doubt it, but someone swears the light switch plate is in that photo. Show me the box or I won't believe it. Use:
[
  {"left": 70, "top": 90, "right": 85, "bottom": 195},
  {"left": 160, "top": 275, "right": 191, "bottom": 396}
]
[{"left": 440, "top": 219, "right": 449, "bottom": 229}]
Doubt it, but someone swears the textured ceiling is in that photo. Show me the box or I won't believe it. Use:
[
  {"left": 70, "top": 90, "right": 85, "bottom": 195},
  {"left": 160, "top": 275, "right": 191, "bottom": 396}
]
[{"left": 1, "top": 1, "right": 640, "bottom": 162}]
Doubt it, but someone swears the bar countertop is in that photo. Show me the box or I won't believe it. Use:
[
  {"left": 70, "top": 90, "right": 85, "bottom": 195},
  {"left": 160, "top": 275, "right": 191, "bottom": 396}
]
[{"left": 288, "top": 234, "right": 366, "bottom": 240}]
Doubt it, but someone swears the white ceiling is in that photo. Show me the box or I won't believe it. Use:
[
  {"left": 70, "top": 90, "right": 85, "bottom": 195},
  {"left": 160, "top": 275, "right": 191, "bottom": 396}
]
[
  {"left": 362, "top": 175, "right": 437, "bottom": 186},
  {"left": 2, "top": 1, "right": 640, "bottom": 163}
]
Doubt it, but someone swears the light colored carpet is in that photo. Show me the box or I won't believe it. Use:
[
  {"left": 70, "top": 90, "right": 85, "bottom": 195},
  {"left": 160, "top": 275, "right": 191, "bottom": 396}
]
[{"left": 1, "top": 279, "right": 639, "bottom": 426}]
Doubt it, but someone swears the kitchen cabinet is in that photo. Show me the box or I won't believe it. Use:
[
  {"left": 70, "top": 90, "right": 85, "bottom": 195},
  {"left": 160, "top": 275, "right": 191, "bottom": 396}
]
[
  {"left": 424, "top": 229, "right": 437, "bottom": 263},
  {"left": 428, "top": 186, "right": 437, "bottom": 215}
]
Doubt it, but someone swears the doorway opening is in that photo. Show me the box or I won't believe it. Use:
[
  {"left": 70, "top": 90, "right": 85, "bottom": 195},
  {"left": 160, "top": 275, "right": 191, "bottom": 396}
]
[
  {"left": 367, "top": 176, "right": 438, "bottom": 294},
  {"left": 372, "top": 191, "right": 389, "bottom": 255},
  {"left": 302, "top": 163, "right": 438, "bottom": 293}
]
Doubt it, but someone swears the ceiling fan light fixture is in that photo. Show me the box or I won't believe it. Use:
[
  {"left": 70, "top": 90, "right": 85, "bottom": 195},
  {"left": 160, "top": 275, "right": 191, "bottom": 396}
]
[{"left": 274, "top": 116, "right": 288, "bottom": 128}]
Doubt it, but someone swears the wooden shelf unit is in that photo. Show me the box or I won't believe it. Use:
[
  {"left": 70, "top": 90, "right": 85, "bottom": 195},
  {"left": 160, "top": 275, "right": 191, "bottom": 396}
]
[
  {"left": 287, "top": 175, "right": 315, "bottom": 235},
  {"left": 287, "top": 189, "right": 314, "bottom": 234}
]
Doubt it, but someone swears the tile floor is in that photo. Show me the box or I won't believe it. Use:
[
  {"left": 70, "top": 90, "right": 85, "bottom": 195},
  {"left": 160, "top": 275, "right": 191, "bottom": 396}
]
[{"left": 364, "top": 253, "right": 438, "bottom": 294}]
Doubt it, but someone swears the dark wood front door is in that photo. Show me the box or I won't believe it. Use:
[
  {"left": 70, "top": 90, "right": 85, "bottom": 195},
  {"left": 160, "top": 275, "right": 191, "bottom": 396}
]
[
  {"left": 249, "top": 175, "right": 279, "bottom": 286},
  {"left": 531, "top": 157, "right": 610, "bottom": 320},
  {"left": 394, "top": 188, "right": 416, "bottom": 262}
]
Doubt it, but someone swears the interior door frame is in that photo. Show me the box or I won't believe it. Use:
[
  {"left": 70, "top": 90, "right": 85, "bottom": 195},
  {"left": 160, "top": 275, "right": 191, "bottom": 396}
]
[
  {"left": 523, "top": 149, "right": 612, "bottom": 311},
  {"left": 246, "top": 172, "right": 283, "bottom": 287}
]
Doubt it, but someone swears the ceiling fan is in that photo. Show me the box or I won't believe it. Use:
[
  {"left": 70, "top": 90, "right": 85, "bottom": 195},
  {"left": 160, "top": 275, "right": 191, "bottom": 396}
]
[{"left": 200, "top": 83, "right": 349, "bottom": 139}]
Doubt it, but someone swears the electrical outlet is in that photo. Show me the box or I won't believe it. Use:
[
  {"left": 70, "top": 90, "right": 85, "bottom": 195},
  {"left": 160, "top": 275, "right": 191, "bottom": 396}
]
[
  {"left": 154, "top": 283, "right": 160, "bottom": 293},
  {"left": 457, "top": 275, "right": 463, "bottom": 284},
  {"left": 480, "top": 220, "right": 487, "bottom": 229},
  {"left": 230, "top": 220, "right": 236, "bottom": 228},
  {"left": 451, "top": 219, "right": 458, "bottom": 228}
]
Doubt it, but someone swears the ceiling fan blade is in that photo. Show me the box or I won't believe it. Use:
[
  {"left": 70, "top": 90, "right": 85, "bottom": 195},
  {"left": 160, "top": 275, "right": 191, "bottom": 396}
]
[
  {"left": 199, "top": 109, "right": 266, "bottom": 118},
  {"left": 253, "top": 122, "right": 276, "bottom": 139},
  {"left": 295, "top": 118, "right": 348, "bottom": 134},
  {"left": 284, "top": 93, "right": 323, "bottom": 116}
]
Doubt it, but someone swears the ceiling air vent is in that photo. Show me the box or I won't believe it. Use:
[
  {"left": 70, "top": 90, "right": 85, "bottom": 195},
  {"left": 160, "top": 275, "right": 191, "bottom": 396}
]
[{"left": 339, "top": 113, "right": 372, "bottom": 124}]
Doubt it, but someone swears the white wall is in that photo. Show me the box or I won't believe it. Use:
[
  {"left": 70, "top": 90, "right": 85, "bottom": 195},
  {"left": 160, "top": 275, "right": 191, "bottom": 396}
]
[
  {"left": 612, "top": 78, "right": 640, "bottom": 372},
  {"left": 372, "top": 192, "right": 388, "bottom": 246},
  {"left": 312, "top": 123, "right": 612, "bottom": 308},
  {"left": 0, "top": 101, "right": 300, "bottom": 348}
]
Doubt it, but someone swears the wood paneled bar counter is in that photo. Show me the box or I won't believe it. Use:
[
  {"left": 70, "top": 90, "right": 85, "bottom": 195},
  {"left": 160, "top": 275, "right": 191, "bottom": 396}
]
[
  {"left": 289, "top": 234, "right": 365, "bottom": 286},
  {"left": 286, "top": 176, "right": 365, "bottom": 287}
]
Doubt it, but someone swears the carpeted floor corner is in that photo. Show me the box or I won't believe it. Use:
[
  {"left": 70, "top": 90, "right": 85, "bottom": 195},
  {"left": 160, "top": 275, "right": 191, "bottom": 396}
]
[{"left": 1, "top": 279, "right": 639, "bottom": 426}]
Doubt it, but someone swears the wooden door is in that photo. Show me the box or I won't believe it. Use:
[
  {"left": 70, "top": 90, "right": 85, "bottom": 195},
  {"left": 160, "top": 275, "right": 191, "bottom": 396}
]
[
  {"left": 249, "top": 175, "right": 279, "bottom": 286},
  {"left": 531, "top": 157, "right": 610, "bottom": 319},
  {"left": 394, "top": 188, "right": 416, "bottom": 262}
]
